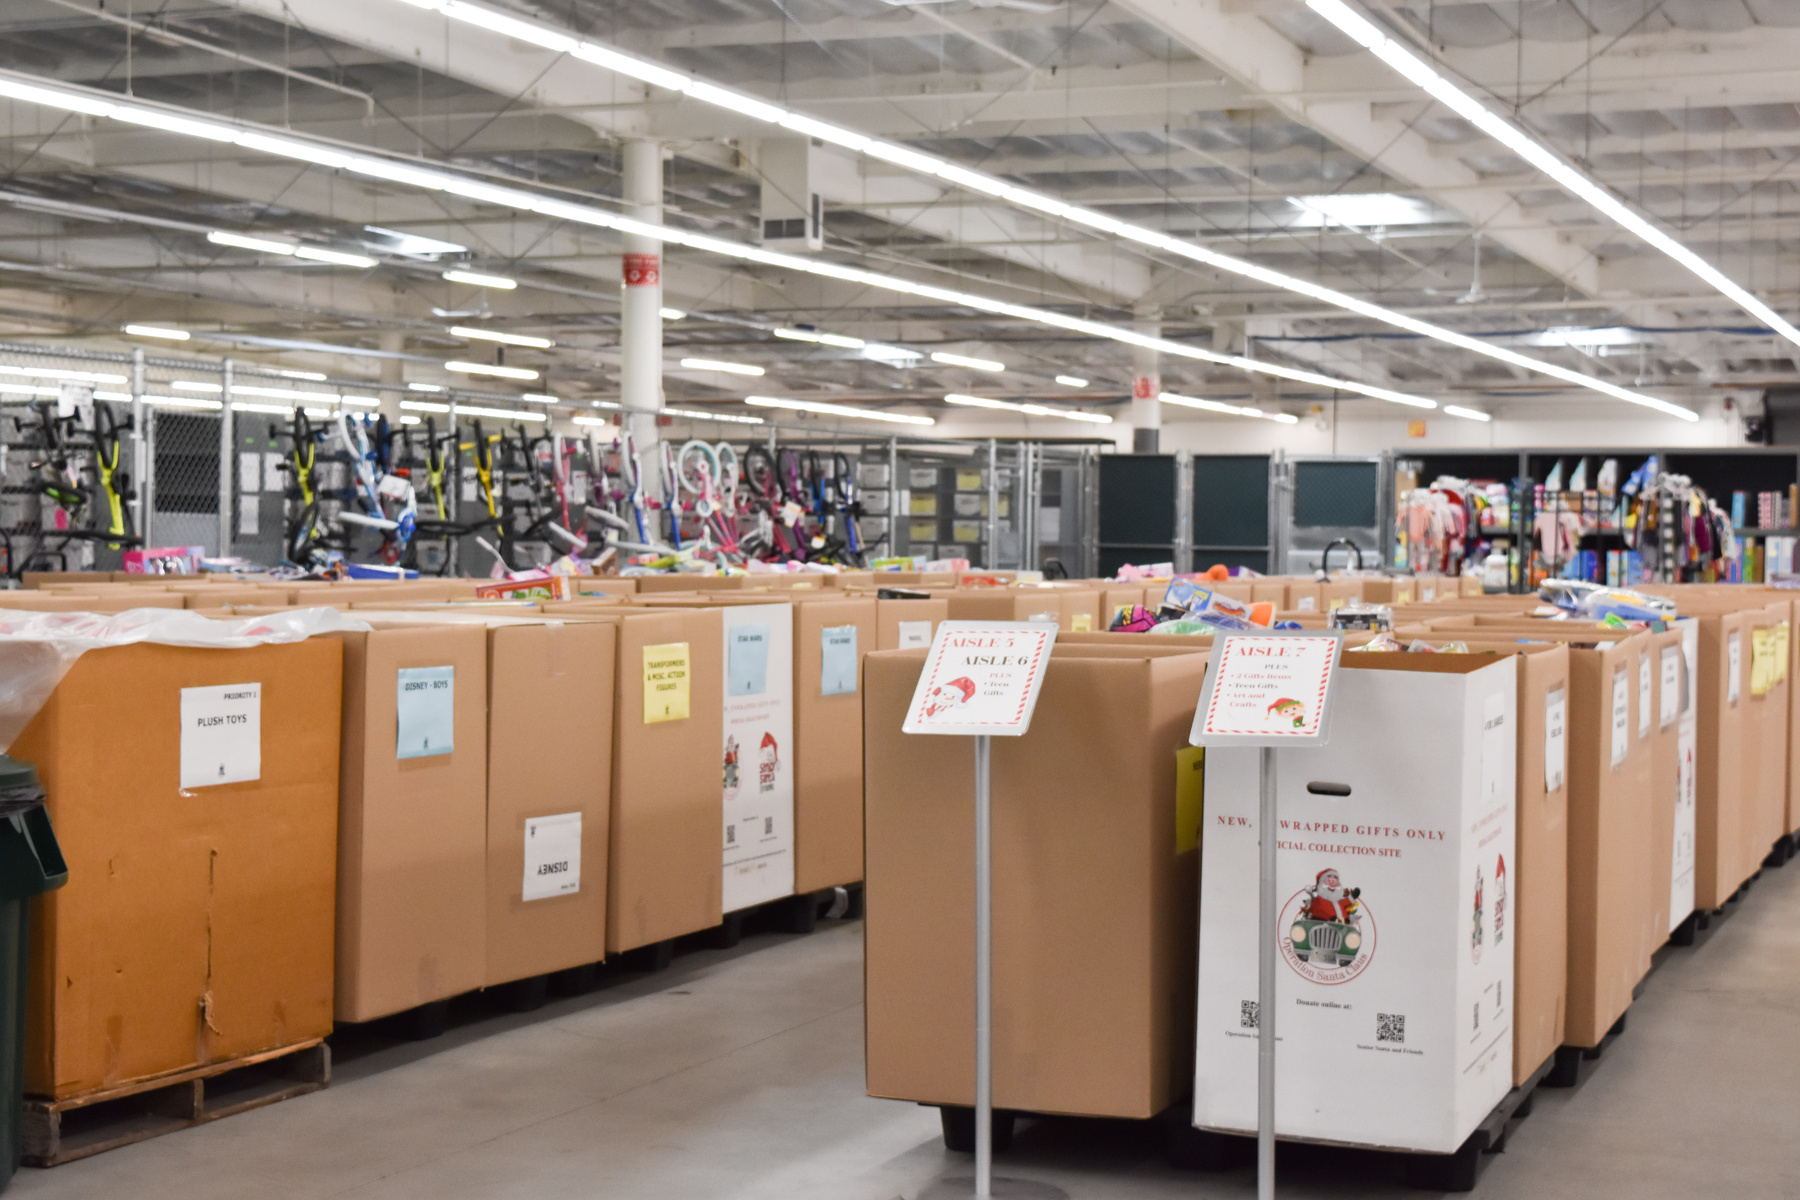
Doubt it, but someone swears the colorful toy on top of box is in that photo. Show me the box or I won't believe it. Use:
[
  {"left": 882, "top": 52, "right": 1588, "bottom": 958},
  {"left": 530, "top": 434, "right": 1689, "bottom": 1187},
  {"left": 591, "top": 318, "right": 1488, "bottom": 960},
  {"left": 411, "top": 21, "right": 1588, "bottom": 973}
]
[
  {"left": 1328, "top": 602, "right": 1392, "bottom": 632},
  {"left": 1539, "top": 580, "right": 1675, "bottom": 623},
  {"left": 1157, "top": 581, "right": 1274, "bottom": 632}
]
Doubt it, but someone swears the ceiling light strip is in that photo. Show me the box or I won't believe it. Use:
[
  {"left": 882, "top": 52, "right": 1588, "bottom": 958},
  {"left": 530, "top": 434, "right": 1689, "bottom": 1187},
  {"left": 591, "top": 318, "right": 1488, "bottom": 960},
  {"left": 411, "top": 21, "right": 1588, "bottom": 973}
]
[
  {"left": 745, "top": 395, "right": 936, "bottom": 426},
  {"left": 1158, "top": 391, "right": 1300, "bottom": 425},
  {"left": 943, "top": 393, "right": 1112, "bottom": 424},
  {"left": 1306, "top": 0, "right": 1800, "bottom": 353},
  {"left": 0, "top": 70, "right": 1498, "bottom": 417},
  {"left": 373, "top": 0, "right": 1697, "bottom": 421}
]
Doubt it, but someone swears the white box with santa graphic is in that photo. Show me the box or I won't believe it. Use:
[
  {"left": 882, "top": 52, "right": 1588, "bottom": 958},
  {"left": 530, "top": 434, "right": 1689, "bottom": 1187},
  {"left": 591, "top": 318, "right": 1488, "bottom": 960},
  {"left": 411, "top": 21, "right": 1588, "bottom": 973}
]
[
  {"left": 1194, "top": 653, "right": 1517, "bottom": 1154},
  {"left": 721, "top": 603, "right": 796, "bottom": 912}
]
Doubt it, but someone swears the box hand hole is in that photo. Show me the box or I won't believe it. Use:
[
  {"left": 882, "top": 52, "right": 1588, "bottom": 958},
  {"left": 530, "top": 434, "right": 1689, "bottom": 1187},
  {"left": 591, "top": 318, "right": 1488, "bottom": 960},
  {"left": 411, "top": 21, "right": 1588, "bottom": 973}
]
[{"left": 1306, "top": 781, "right": 1352, "bottom": 796}]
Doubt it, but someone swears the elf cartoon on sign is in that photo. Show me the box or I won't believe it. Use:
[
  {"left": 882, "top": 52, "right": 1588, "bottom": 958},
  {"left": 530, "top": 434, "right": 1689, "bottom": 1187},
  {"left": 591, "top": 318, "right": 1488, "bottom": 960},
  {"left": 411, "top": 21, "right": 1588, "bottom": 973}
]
[{"left": 1268, "top": 697, "right": 1306, "bottom": 728}]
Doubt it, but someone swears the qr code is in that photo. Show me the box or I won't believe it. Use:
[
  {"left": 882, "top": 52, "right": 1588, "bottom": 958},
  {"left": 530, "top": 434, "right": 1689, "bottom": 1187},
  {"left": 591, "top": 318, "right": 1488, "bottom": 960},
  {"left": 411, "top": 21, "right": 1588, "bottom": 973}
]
[
  {"left": 1377, "top": 1013, "right": 1405, "bottom": 1044},
  {"left": 1240, "top": 1001, "right": 1259, "bottom": 1029}
]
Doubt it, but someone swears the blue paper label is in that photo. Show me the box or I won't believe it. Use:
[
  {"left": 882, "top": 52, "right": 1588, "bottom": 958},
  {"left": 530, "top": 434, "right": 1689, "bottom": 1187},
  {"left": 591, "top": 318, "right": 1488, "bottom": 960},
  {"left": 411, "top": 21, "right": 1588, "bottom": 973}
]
[
  {"left": 396, "top": 665, "right": 455, "bottom": 759},
  {"left": 821, "top": 625, "right": 858, "bottom": 696},
  {"left": 728, "top": 624, "right": 771, "bottom": 697}
]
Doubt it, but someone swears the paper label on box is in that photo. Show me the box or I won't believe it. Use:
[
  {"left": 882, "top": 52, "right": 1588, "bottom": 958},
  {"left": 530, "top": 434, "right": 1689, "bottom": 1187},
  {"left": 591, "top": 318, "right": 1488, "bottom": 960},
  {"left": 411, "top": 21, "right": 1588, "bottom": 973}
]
[
  {"left": 722, "top": 605, "right": 795, "bottom": 911},
  {"left": 1327, "top": 597, "right": 1345, "bottom": 611},
  {"left": 236, "top": 499, "right": 259, "bottom": 537},
  {"left": 1728, "top": 631, "right": 1741, "bottom": 704},
  {"left": 1544, "top": 687, "right": 1566, "bottom": 793},
  {"left": 1070, "top": 613, "right": 1093, "bottom": 632},
  {"left": 1610, "top": 667, "right": 1629, "bottom": 767},
  {"left": 1175, "top": 745, "right": 1204, "bottom": 853},
  {"left": 1194, "top": 634, "right": 1339, "bottom": 744},
  {"left": 1638, "top": 654, "right": 1652, "bottom": 738},
  {"left": 1026, "top": 610, "right": 1058, "bottom": 627},
  {"left": 820, "top": 625, "right": 858, "bottom": 696},
  {"left": 1672, "top": 710, "right": 1697, "bottom": 931},
  {"left": 179, "top": 683, "right": 261, "bottom": 788},
  {"left": 238, "top": 451, "right": 262, "bottom": 494},
  {"left": 1660, "top": 646, "right": 1680, "bottom": 729},
  {"left": 902, "top": 621, "right": 1056, "bottom": 737},
  {"left": 643, "top": 642, "right": 690, "bottom": 723},
  {"left": 728, "top": 623, "right": 771, "bottom": 696},
  {"left": 1297, "top": 595, "right": 1316, "bottom": 612},
  {"left": 263, "top": 452, "right": 285, "bottom": 493},
  {"left": 1751, "top": 627, "right": 1774, "bottom": 698},
  {"left": 896, "top": 620, "right": 932, "bottom": 648},
  {"left": 396, "top": 666, "right": 455, "bottom": 758},
  {"left": 1779, "top": 622, "right": 1790, "bottom": 683},
  {"left": 521, "top": 811, "right": 581, "bottom": 901}
]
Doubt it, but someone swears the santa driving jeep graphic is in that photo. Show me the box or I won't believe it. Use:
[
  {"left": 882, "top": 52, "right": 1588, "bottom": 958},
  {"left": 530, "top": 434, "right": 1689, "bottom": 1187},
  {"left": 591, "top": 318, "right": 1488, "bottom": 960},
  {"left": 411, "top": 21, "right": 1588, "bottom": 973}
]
[{"left": 1287, "top": 868, "right": 1369, "bottom": 974}]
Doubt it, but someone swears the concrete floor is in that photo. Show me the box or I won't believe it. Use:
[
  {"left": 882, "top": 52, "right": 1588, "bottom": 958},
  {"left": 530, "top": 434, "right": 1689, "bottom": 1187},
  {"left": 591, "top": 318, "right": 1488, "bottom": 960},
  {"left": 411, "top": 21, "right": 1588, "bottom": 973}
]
[{"left": 11, "top": 862, "right": 1800, "bottom": 1200}]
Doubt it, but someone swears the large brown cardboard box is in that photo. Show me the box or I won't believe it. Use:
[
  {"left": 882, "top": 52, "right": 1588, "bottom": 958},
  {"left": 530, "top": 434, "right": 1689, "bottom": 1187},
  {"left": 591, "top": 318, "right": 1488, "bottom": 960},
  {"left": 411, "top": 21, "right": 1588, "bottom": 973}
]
[
  {"left": 0, "top": 592, "right": 184, "bottom": 613},
  {"left": 876, "top": 598, "right": 947, "bottom": 650},
  {"left": 864, "top": 644, "right": 1207, "bottom": 1119},
  {"left": 486, "top": 622, "right": 616, "bottom": 986},
  {"left": 604, "top": 609, "right": 725, "bottom": 953},
  {"left": 332, "top": 624, "right": 489, "bottom": 1022},
  {"left": 15, "top": 639, "right": 343, "bottom": 1099},
  {"left": 793, "top": 598, "right": 876, "bottom": 893},
  {"left": 1420, "top": 639, "right": 1572, "bottom": 1085},
  {"left": 942, "top": 588, "right": 1100, "bottom": 631}
]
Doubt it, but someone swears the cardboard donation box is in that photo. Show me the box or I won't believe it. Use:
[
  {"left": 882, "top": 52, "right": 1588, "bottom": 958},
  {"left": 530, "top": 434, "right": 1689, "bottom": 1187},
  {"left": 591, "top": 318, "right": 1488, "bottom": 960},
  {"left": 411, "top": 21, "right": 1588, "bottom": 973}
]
[
  {"left": 332, "top": 624, "right": 488, "bottom": 1023},
  {"left": 876, "top": 597, "right": 946, "bottom": 650},
  {"left": 865, "top": 644, "right": 1208, "bottom": 1119},
  {"left": 792, "top": 598, "right": 876, "bottom": 894},
  {"left": 1195, "top": 653, "right": 1517, "bottom": 1153},
  {"left": 15, "top": 639, "right": 344, "bottom": 1099},
  {"left": 608, "top": 610, "right": 725, "bottom": 953},
  {"left": 721, "top": 604, "right": 795, "bottom": 912},
  {"left": 486, "top": 622, "right": 617, "bottom": 987}
]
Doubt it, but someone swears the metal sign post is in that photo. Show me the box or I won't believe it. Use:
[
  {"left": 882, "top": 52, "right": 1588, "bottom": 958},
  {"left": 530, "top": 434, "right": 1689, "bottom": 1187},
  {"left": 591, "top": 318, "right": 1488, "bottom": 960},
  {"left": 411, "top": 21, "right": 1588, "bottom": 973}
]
[
  {"left": 904, "top": 621, "right": 1061, "bottom": 1200},
  {"left": 1191, "top": 630, "right": 1345, "bottom": 1200}
]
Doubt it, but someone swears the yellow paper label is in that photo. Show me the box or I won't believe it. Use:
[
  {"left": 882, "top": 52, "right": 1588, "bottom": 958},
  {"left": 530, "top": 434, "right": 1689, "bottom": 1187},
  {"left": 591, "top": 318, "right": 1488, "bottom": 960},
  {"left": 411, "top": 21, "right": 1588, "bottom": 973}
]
[
  {"left": 1779, "top": 622, "right": 1791, "bottom": 683},
  {"left": 1752, "top": 628, "right": 1775, "bottom": 698},
  {"left": 1176, "top": 746, "right": 1205, "bottom": 853},
  {"left": 1328, "top": 597, "right": 1346, "bottom": 611},
  {"left": 1071, "top": 613, "right": 1093, "bottom": 632},
  {"left": 643, "top": 641, "right": 690, "bottom": 723}
]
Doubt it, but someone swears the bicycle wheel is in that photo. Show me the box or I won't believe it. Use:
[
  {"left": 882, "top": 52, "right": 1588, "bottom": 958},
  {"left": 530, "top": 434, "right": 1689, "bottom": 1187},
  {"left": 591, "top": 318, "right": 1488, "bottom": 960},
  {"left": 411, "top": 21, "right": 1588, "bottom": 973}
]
[{"left": 676, "top": 439, "right": 718, "bottom": 496}]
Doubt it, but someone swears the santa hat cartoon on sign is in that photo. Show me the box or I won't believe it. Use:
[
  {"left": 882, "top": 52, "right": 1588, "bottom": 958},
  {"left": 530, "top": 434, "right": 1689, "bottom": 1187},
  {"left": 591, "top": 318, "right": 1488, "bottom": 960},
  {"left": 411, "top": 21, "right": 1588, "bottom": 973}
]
[
  {"left": 1267, "top": 697, "right": 1306, "bottom": 728},
  {"left": 922, "top": 675, "right": 977, "bottom": 717}
]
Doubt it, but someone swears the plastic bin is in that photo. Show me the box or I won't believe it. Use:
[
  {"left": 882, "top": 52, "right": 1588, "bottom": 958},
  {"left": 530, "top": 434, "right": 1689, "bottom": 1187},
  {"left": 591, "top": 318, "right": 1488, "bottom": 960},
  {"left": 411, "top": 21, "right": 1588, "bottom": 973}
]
[{"left": 0, "top": 755, "right": 68, "bottom": 1191}]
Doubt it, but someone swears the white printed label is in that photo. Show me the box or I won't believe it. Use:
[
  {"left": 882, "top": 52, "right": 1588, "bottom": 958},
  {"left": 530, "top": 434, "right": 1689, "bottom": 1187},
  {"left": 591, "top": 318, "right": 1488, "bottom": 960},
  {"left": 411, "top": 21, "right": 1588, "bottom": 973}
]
[
  {"left": 1545, "top": 687, "right": 1566, "bottom": 793},
  {"left": 237, "top": 499, "right": 259, "bottom": 538},
  {"left": 180, "top": 683, "right": 261, "bottom": 789},
  {"left": 896, "top": 620, "right": 932, "bottom": 649},
  {"left": 263, "top": 452, "right": 285, "bottom": 494},
  {"left": 1611, "top": 667, "right": 1630, "bottom": 767},
  {"left": 1660, "top": 646, "right": 1680, "bottom": 729},
  {"left": 1638, "top": 654, "right": 1652, "bottom": 739},
  {"left": 239, "top": 451, "right": 262, "bottom": 494},
  {"left": 1728, "top": 632, "right": 1741, "bottom": 704},
  {"left": 521, "top": 812, "right": 582, "bottom": 901},
  {"left": 1480, "top": 692, "right": 1507, "bottom": 806},
  {"left": 1297, "top": 595, "right": 1316, "bottom": 612},
  {"left": 396, "top": 665, "right": 455, "bottom": 758}
]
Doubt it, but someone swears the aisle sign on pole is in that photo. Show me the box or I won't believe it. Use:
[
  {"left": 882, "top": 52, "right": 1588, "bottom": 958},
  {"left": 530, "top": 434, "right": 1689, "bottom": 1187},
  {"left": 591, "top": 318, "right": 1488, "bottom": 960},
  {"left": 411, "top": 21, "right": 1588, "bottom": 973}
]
[
  {"left": 1190, "top": 631, "right": 1345, "bottom": 1200},
  {"left": 903, "top": 621, "right": 1057, "bottom": 1200}
]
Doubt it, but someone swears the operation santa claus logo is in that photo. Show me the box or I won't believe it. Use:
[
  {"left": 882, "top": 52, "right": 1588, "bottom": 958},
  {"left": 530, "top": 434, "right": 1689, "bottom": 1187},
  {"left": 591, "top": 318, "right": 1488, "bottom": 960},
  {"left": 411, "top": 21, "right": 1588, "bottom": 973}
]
[{"left": 1282, "top": 868, "right": 1377, "bottom": 984}]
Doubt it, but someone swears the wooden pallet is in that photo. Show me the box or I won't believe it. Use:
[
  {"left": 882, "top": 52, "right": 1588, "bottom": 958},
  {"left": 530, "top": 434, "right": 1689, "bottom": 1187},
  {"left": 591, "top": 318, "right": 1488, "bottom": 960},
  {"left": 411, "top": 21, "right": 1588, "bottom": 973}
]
[{"left": 23, "top": 1038, "right": 329, "bottom": 1167}]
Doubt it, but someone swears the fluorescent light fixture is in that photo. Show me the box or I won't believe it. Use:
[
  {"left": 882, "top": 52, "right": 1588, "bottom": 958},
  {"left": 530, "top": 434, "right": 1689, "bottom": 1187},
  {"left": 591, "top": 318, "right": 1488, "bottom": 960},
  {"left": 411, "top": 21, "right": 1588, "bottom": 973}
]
[
  {"left": 456, "top": 403, "right": 546, "bottom": 422},
  {"left": 775, "top": 327, "right": 866, "bottom": 349},
  {"left": 573, "top": 415, "right": 614, "bottom": 426},
  {"left": 147, "top": 395, "right": 223, "bottom": 410},
  {"left": 171, "top": 380, "right": 223, "bottom": 393},
  {"left": 408, "top": 382, "right": 444, "bottom": 392},
  {"left": 943, "top": 394, "right": 1112, "bottom": 424},
  {"left": 520, "top": 393, "right": 559, "bottom": 404},
  {"left": 400, "top": 399, "right": 451, "bottom": 413},
  {"left": 1055, "top": 375, "right": 1089, "bottom": 388},
  {"left": 275, "top": 369, "right": 328, "bottom": 380},
  {"left": 230, "top": 401, "right": 296, "bottom": 415},
  {"left": 124, "top": 324, "right": 188, "bottom": 340},
  {"left": 664, "top": 406, "right": 766, "bottom": 425},
  {"left": 0, "top": 384, "right": 57, "bottom": 397},
  {"left": 293, "top": 246, "right": 378, "bottom": 268},
  {"left": 745, "top": 395, "right": 935, "bottom": 426},
  {"left": 0, "top": 68, "right": 1664, "bottom": 419},
  {"left": 1442, "top": 405, "right": 1492, "bottom": 422},
  {"left": 445, "top": 360, "right": 539, "bottom": 380},
  {"left": 208, "top": 229, "right": 295, "bottom": 255},
  {"left": 681, "top": 357, "right": 764, "bottom": 377},
  {"left": 1305, "top": 0, "right": 1800, "bottom": 358},
  {"left": 1159, "top": 391, "right": 1301, "bottom": 425},
  {"left": 451, "top": 325, "right": 554, "bottom": 349},
  {"left": 659, "top": 307, "right": 686, "bottom": 320},
  {"left": 930, "top": 351, "right": 1004, "bottom": 372},
  {"left": 365, "top": 225, "right": 466, "bottom": 256},
  {"left": 1288, "top": 193, "right": 1437, "bottom": 228},
  {"left": 0, "top": 365, "right": 127, "bottom": 384},
  {"left": 861, "top": 344, "right": 922, "bottom": 368},
  {"left": 1524, "top": 326, "right": 1652, "bottom": 349},
  {"left": 441, "top": 268, "right": 517, "bottom": 289},
  {"left": 339, "top": 395, "right": 382, "bottom": 407},
  {"left": 400, "top": 415, "right": 422, "bottom": 425}
]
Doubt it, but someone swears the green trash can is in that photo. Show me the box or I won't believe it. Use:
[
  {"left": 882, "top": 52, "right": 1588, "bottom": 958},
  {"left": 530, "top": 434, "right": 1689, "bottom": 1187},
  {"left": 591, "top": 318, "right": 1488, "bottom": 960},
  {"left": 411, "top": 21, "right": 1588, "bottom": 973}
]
[{"left": 0, "top": 755, "right": 67, "bottom": 1192}]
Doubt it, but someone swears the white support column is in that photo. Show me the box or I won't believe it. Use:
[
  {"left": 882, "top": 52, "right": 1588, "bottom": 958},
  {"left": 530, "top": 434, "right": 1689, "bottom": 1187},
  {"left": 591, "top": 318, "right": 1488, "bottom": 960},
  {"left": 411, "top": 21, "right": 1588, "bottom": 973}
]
[
  {"left": 1130, "top": 308, "right": 1161, "bottom": 454},
  {"left": 620, "top": 139, "right": 665, "bottom": 504},
  {"left": 130, "top": 347, "right": 149, "bottom": 546},
  {"left": 218, "top": 357, "right": 234, "bottom": 557}
]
